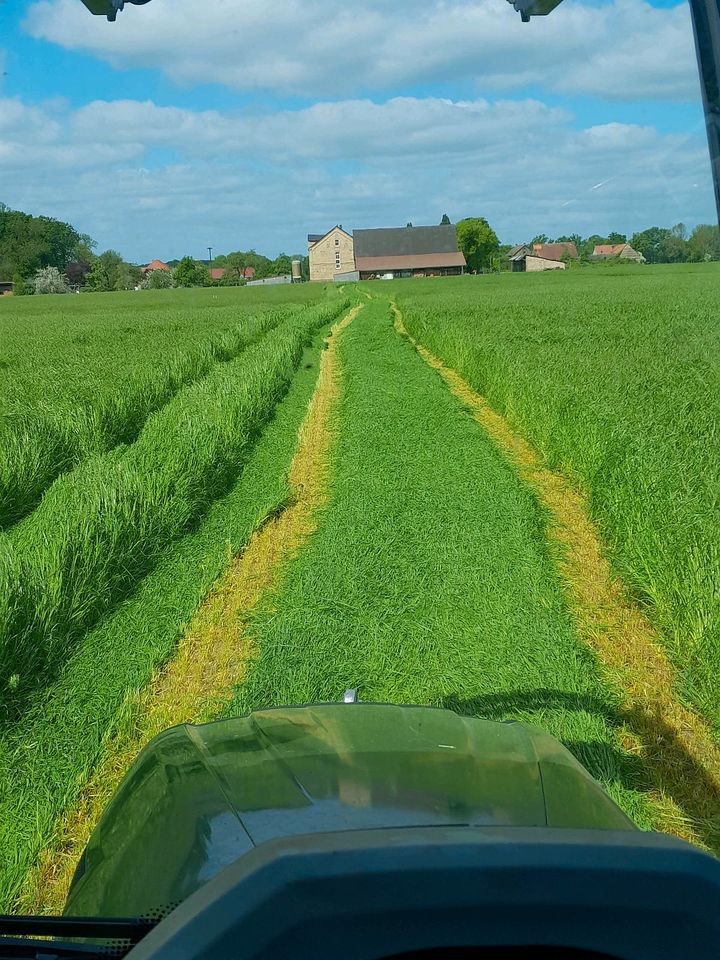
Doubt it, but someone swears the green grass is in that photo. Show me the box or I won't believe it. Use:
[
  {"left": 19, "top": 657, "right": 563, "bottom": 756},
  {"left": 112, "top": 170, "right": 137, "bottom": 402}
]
[
  {"left": 0, "top": 296, "right": 347, "bottom": 715},
  {"left": 223, "top": 299, "right": 654, "bottom": 827},
  {"left": 0, "top": 286, "right": 326, "bottom": 527},
  {"left": 394, "top": 266, "right": 720, "bottom": 731},
  {"left": 0, "top": 328, "right": 330, "bottom": 911}
]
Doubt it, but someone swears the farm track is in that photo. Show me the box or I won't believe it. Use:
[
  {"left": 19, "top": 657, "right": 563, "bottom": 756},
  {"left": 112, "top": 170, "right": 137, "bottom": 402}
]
[
  {"left": 19, "top": 304, "right": 362, "bottom": 914},
  {"left": 393, "top": 302, "right": 720, "bottom": 851}
]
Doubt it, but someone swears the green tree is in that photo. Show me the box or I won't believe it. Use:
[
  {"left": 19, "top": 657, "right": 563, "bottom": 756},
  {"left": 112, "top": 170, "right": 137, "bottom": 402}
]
[
  {"left": 687, "top": 224, "right": 720, "bottom": 261},
  {"left": 607, "top": 231, "right": 627, "bottom": 244},
  {"left": 87, "top": 250, "right": 125, "bottom": 292},
  {"left": 456, "top": 217, "right": 500, "bottom": 272},
  {"left": 530, "top": 234, "right": 549, "bottom": 246},
  {"left": 12, "top": 272, "right": 27, "bottom": 296},
  {"left": 271, "top": 253, "right": 293, "bottom": 276},
  {"left": 174, "top": 256, "right": 210, "bottom": 287},
  {"left": 629, "top": 228, "right": 667, "bottom": 264}
]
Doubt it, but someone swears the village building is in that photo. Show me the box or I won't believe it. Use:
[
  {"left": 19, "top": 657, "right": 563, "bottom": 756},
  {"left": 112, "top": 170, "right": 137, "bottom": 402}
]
[
  {"left": 307, "top": 226, "right": 355, "bottom": 282},
  {"left": 307, "top": 223, "right": 466, "bottom": 281},
  {"left": 591, "top": 243, "right": 645, "bottom": 263},
  {"left": 353, "top": 225, "right": 466, "bottom": 279},
  {"left": 141, "top": 259, "right": 171, "bottom": 274},
  {"left": 507, "top": 241, "right": 578, "bottom": 272}
]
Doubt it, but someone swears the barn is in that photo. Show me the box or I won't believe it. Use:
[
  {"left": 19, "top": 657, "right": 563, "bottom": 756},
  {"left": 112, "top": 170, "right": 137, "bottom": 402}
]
[
  {"left": 353, "top": 225, "right": 466, "bottom": 279},
  {"left": 307, "top": 223, "right": 466, "bottom": 281}
]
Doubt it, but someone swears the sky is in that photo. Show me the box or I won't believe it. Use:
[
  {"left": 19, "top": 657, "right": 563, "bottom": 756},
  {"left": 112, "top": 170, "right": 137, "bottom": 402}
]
[{"left": 0, "top": 0, "right": 714, "bottom": 262}]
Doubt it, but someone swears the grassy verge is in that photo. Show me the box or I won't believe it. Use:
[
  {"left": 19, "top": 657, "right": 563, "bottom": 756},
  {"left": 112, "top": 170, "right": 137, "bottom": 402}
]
[
  {"left": 393, "top": 268, "right": 720, "bottom": 731},
  {"left": 0, "top": 324, "right": 333, "bottom": 912},
  {"left": 222, "top": 298, "right": 655, "bottom": 829},
  {"left": 0, "top": 299, "right": 347, "bottom": 713}
]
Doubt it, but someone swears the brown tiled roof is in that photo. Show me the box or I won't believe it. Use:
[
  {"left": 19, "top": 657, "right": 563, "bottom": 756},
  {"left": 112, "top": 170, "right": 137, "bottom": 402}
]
[
  {"left": 142, "top": 258, "right": 171, "bottom": 273},
  {"left": 593, "top": 244, "right": 626, "bottom": 256},
  {"left": 531, "top": 242, "right": 578, "bottom": 261},
  {"left": 356, "top": 252, "right": 466, "bottom": 272},
  {"left": 209, "top": 268, "right": 226, "bottom": 280}
]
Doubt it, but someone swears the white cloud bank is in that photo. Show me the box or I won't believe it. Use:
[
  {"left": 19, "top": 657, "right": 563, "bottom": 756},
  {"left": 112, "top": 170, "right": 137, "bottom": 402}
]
[
  {"left": 0, "top": 93, "right": 713, "bottom": 260},
  {"left": 24, "top": 0, "right": 699, "bottom": 102}
]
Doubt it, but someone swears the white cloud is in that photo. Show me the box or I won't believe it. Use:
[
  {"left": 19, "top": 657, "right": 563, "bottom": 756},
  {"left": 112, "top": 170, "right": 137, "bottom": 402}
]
[
  {"left": 0, "top": 93, "right": 713, "bottom": 260},
  {"left": 24, "top": 0, "right": 699, "bottom": 102}
]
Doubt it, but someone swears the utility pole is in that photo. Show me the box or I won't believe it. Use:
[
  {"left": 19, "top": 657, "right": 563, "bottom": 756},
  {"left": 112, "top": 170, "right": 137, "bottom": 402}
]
[{"left": 208, "top": 246, "right": 213, "bottom": 270}]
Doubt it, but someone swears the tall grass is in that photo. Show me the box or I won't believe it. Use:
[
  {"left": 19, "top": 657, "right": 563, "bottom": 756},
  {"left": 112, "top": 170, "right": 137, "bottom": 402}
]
[
  {"left": 0, "top": 303, "right": 304, "bottom": 527},
  {"left": 0, "top": 297, "right": 347, "bottom": 715},
  {"left": 395, "top": 265, "right": 720, "bottom": 730},
  {"left": 0, "top": 330, "right": 330, "bottom": 910},
  {"left": 225, "top": 300, "right": 653, "bottom": 827}
]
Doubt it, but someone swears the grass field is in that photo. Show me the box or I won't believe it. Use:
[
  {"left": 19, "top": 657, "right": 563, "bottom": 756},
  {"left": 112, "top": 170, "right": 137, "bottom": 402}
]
[
  {"left": 0, "top": 267, "right": 718, "bottom": 909},
  {"left": 396, "top": 265, "right": 720, "bottom": 731}
]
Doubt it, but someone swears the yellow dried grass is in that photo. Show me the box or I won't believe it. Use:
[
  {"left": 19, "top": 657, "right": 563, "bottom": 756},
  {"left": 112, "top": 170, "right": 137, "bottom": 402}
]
[
  {"left": 20, "top": 304, "right": 362, "bottom": 914},
  {"left": 393, "top": 303, "right": 720, "bottom": 850}
]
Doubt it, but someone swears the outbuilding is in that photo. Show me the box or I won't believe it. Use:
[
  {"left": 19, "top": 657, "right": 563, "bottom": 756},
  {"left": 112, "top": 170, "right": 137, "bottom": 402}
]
[{"left": 353, "top": 225, "right": 466, "bottom": 279}]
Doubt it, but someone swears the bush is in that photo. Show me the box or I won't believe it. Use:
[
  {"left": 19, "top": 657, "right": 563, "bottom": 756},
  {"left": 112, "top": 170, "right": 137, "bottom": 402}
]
[
  {"left": 31, "top": 267, "right": 69, "bottom": 295},
  {"left": 142, "top": 269, "right": 174, "bottom": 290}
]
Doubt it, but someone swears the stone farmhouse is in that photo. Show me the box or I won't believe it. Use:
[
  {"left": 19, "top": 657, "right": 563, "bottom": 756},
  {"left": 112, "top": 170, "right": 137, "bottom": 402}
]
[
  {"left": 507, "top": 242, "right": 578, "bottom": 272},
  {"left": 591, "top": 243, "right": 645, "bottom": 263},
  {"left": 308, "top": 224, "right": 466, "bottom": 282}
]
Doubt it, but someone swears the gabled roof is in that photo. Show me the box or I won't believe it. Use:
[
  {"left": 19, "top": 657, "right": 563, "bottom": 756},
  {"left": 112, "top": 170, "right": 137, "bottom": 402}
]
[
  {"left": 308, "top": 225, "right": 352, "bottom": 246},
  {"left": 209, "top": 268, "right": 226, "bottom": 280},
  {"left": 353, "top": 224, "right": 460, "bottom": 259},
  {"left": 593, "top": 244, "right": 627, "bottom": 256},
  {"left": 532, "top": 242, "right": 578, "bottom": 261},
  {"left": 142, "top": 258, "right": 171, "bottom": 273},
  {"left": 507, "top": 244, "right": 532, "bottom": 260}
]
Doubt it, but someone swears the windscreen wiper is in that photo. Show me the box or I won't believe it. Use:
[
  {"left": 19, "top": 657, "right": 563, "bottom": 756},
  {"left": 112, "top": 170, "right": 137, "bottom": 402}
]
[{"left": 0, "top": 916, "right": 156, "bottom": 960}]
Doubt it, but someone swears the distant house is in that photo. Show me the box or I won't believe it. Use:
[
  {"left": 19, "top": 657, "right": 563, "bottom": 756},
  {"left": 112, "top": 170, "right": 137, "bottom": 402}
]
[
  {"left": 353, "top": 225, "right": 466, "bottom": 280},
  {"left": 0, "top": 280, "right": 14, "bottom": 296},
  {"left": 141, "top": 259, "right": 171, "bottom": 274},
  {"left": 209, "top": 268, "right": 226, "bottom": 281},
  {"left": 592, "top": 243, "right": 645, "bottom": 263},
  {"left": 507, "top": 241, "right": 578, "bottom": 272},
  {"left": 307, "top": 226, "right": 355, "bottom": 282}
]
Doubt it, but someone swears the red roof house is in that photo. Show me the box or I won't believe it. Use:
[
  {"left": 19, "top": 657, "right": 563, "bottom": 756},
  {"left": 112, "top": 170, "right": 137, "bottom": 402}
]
[{"left": 142, "top": 259, "right": 171, "bottom": 274}]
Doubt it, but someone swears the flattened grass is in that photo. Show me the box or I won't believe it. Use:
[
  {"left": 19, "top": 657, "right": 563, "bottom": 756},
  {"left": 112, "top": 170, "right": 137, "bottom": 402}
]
[
  {"left": 223, "top": 300, "right": 654, "bottom": 827},
  {"left": 0, "top": 326, "right": 331, "bottom": 911}
]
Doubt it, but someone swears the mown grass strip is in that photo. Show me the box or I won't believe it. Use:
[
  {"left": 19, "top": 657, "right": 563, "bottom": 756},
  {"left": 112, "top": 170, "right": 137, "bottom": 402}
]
[
  {"left": 393, "top": 302, "right": 720, "bottom": 851},
  {"left": 15, "top": 304, "right": 361, "bottom": 914},
  {"left": 394, "top": 270, "right": 720, "bottom": 732},
  {"left": 0, "top": 298, "right": 347, "bottom": 715},
  {"left": 221, "top": 299, "right": 657, "bottom": 833},
  {"left": 0, "top": 330, "right": 328, "bottom": 911},
  {"left": 0, "top": 305, "right": 297, "bottom": 529}
]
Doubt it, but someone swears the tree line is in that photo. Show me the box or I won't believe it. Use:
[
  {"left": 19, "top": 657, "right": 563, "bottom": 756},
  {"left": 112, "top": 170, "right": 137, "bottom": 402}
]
[
  {"left": 0, "top": 203, "right": 308, "bottom": 294},
  {"left": 527, "top": 223, "right": 720, "bottom": 264},
  {"left": 452, "top": 217, "right": 720, "bottom": 271}
]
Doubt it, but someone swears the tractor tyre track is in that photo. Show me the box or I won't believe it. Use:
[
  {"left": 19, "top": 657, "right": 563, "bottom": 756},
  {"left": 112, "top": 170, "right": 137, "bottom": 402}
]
[
  {"left": 393, "top": 302, "right": 720, "bottom": 852},
  {"left": 20, "top": 303, "right": 362, "bottom": 914}
]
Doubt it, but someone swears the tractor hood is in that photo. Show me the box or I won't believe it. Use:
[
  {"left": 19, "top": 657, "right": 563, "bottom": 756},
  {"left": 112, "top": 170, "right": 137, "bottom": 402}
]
[{"left": 64, "top": 703, "right": 634, "bottom": 918}]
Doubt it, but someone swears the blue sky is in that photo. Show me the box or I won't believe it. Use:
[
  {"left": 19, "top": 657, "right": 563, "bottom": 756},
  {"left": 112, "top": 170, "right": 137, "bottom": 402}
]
[{"left": 0, "top": 0, "right": 714, "bottom": 261}]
